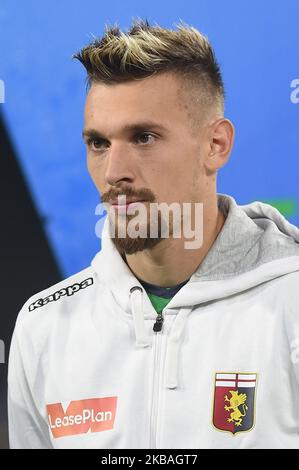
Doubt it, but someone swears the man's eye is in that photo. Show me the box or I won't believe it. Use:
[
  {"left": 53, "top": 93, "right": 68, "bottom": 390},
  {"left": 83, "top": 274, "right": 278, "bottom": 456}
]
[
  {"left": 87, "top": 138, "right": 108, "bottom": 150},
  {"left": 135, "top": 133, "right": 156, "bottom": 144}
]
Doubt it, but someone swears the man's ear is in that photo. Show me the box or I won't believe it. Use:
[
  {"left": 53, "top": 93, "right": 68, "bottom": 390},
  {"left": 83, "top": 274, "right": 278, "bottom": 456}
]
[{"left": 204, "top": 118, "right": 235, "bottom": 172}]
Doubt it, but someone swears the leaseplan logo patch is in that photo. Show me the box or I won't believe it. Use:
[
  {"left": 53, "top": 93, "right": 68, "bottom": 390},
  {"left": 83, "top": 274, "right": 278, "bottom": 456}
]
[{"left": 47, "top": 396, "right": 117, "bottom": 438}]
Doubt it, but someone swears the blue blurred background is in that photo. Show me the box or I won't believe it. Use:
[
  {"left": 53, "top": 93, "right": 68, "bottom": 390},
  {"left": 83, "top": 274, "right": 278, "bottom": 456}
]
[{"left": 0, "top": 0, "right": 298, "bottom": 448}]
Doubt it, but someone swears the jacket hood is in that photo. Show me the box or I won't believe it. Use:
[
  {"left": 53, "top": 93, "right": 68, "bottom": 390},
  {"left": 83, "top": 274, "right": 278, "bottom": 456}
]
[
  {"left": 91, "top": 193, "right": 299, "bottom": 389},
  {"left": 92, "top": 193, "right": 299, "bottom": 307}
]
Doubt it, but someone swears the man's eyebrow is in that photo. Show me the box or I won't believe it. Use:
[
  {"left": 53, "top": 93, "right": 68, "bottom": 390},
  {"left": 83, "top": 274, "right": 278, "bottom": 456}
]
[
  {"left": 82, "top": 121, "right": 169, "bottom": 140},
  {"left": 82, "top": 129, "right": 105, "bottom": 141}
]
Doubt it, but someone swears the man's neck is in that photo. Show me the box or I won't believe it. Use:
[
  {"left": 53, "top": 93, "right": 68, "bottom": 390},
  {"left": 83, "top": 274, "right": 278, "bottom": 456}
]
[{"left": 124, "top": 200, "right": 226, "bottom": 288}]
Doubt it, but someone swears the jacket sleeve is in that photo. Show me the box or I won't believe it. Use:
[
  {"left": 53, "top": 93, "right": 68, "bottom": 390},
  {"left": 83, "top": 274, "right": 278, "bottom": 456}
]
[
  {"left": 284, "top": 288, "right": 299, "bottom": 388},
  {"left": 7, "top": 317, "right": 52, "bottom": 449}
]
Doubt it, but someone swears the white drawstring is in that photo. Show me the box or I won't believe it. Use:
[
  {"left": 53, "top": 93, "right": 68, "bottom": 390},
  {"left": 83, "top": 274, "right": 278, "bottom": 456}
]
[
  {"left": 165, "top": 307, "right": 193, "bottom": 390},
  {"left": 130, "top": 286, "right": 151, "bottom": 348}
]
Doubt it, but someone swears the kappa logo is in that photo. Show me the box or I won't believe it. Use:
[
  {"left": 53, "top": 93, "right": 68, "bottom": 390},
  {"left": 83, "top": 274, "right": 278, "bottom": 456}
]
[
  {"left": 212, "top": 372, "right": 257, "bottom": 435},
  {"left": 47, "top": 396, "right": 118, "bottom": 438},
  {"left": 28, "top": 277, "right": 94, "bottom": 311}
]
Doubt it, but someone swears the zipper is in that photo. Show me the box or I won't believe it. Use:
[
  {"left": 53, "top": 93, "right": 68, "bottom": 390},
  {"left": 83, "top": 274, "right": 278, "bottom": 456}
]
[
  {"left": 153, "top": 313, "right": 164, "bottom": 332},
  {"left": 149, "top": 311, "right": 164, "bottom": 448}
]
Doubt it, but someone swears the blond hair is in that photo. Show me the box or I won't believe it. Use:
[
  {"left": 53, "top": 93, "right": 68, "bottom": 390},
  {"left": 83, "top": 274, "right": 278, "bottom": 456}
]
[{"left": 73, "top": 19, "right": 224, "bottom": 119}]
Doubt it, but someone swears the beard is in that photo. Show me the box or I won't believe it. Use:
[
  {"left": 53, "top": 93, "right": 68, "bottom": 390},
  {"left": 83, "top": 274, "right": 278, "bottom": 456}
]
[
  {"left": 107, "top": 208, "right": 166, "bottom": 255},
  {"left": 101, "top": 185, "right": 185, "bottom": 255},
  {"left": 102, "top": 185, "right": 162, "bottom": 255}
]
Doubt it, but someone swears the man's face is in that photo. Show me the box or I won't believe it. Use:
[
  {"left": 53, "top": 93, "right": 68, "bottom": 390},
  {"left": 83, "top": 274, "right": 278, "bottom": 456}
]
[{"left": 83, "top": 72, "right": 210, "bottom": 254}]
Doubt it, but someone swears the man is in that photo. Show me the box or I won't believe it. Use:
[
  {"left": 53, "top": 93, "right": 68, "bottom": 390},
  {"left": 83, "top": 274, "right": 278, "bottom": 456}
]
[{"left": 8, "top": 20, "right": 299, "bottom": 449}]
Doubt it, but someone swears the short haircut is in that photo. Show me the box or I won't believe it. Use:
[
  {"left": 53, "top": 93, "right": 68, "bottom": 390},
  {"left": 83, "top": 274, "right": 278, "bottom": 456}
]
[{"left": 74, "top": 19, "right": 225, "bottom": 122}]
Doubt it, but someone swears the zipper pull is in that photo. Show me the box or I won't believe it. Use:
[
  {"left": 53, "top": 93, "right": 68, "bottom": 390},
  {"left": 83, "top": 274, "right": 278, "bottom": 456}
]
[{"left": 153, "top": 313, "right": 164, "bottom": 332}]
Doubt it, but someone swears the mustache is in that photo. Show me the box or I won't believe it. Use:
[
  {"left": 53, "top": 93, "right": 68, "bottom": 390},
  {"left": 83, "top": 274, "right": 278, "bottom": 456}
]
[{"left": 101, "top": 186, "right": 156, "bottom": 204}]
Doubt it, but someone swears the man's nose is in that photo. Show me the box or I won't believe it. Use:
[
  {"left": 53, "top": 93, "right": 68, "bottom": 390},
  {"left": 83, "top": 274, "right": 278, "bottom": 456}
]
[{"left": 104, "top": 143, "right": 135, "bottom": 186}]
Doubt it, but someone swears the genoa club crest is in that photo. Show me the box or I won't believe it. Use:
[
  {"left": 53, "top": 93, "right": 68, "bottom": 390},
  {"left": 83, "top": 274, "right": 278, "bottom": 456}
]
[{"left": 212, "top": 372, "right": 257, "bottom": 435}]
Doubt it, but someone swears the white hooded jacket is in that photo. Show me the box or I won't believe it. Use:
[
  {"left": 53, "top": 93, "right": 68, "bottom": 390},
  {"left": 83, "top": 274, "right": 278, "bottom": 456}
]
[{"left": 7, "top": 193, "right": 299, "bottom": 448}]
